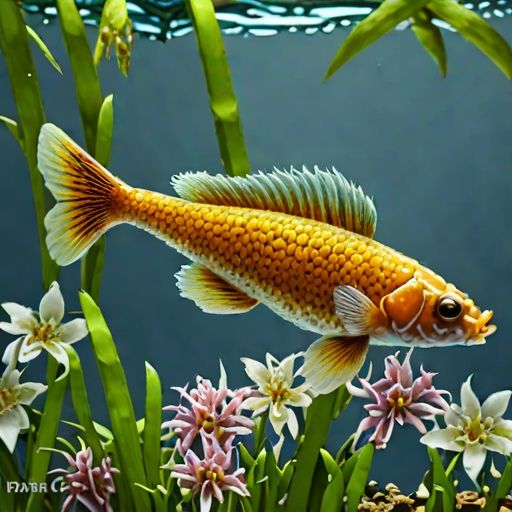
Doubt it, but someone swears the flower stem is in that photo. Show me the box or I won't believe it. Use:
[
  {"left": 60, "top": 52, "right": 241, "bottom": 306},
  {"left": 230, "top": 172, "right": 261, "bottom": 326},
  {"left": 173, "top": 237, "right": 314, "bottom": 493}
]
[
  {"left": 285, "top": 390, "right": 338, "bottom": 512},
  {"left": 252, "top": 409, "right": 269, "bottom": 457},
  {"left": 26, "top": 356, "right": 68, "bottom": 512}
]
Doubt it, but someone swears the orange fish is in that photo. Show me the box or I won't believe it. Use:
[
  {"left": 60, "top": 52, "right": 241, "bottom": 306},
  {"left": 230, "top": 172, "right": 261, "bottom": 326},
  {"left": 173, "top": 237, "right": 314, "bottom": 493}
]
[{"left": 37, "top": 124, "right": 496, "bottom": 394}]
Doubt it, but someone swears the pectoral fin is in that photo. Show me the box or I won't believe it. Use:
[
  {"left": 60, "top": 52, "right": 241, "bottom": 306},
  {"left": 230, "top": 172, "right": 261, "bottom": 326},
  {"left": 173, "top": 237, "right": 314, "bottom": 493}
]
[
  {"left": 334, "top": 285, "right": 387, "bottom": 335},
  {"left": 301, "top": 335, "right": 370, "bottom": 395},
  {"left": 175, "top": 263, "right": 258, "bottom": 314}
]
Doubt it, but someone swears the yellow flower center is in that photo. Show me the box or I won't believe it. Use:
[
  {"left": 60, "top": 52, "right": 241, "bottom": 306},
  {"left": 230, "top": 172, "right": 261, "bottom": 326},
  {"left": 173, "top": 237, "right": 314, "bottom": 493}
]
[
  {"left": 0, "top": 387, "right": 18, "bottom": 415},
  {"left": 397, "top": 396, "right": 405, "bottom": 408},
  {"left": 266, "top": 380, "right": 290, "bottom": 405},
  {"left": 464, "top": 417, "right": 489, "bottom": 443},
  {"left": 27, "top": 323, "right": 55, "bottom": 346}
]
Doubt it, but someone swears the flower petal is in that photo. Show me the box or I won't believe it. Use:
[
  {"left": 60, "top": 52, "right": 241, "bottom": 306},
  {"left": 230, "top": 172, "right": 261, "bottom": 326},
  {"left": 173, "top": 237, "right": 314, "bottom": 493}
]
[
  {"left": 44, "top": 343, "right": 70, "bottom": 380},
  {"left": 56, "top": 318, "right": 88, "bottom": 344},
  {"left": 269, "top": 404, "right": 288, "bottom": 436},
  {"left": 0, "top": 409, "right": 23, "bottom": 452},
  {"left": 39, "top": 282, "right": 65, "bottom": 325},
  {"left": 17, "top": 382, "right": 47, "bottom": 405},
  {"left": 0, "top": 321, "right": 32, "bottom": 336},
  {"left": 486, "top": 434, "right": 512, "bottom": 455},
  {"left": 200, "top": 482, "right": 213, "bottom": 512},
  {"left": 420, "top": 427, "right": 463, "bottom": 452},
  {"left": 241, "top": 358, "right": 270, "bottom": 387},
  {"left": 463, "top": 443, "right": 487, "bottom": 484},
  {"left": 460, "top": 376, "right": 481, "bottom": 419},
  {"left": 287, "top": 408, "right": 299, "bottom": 439},
  {"left": 481, "top": 390, "right": 512, "bottom": 419}
]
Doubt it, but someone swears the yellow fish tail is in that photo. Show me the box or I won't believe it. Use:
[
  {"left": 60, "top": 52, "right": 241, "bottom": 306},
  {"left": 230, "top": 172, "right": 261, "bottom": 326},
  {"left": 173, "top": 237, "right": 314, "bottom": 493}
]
[{"left": 38, "top": 123, "right": 125, "bottom": 266}]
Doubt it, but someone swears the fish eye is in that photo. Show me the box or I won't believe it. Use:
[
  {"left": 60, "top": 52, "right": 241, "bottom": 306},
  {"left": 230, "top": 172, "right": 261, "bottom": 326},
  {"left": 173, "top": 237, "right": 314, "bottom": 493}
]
[{"left": 436, "top": 294, "right": 463, "bottom": 321}]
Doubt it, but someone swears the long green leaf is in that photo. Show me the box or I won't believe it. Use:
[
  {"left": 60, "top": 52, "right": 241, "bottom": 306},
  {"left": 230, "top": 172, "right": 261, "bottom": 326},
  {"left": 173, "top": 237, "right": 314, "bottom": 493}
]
[
  {"left": 95, "top": 94, "right": 114, "bottom": 167},
  {"left": 63, "top": 345, "right": 104, "bottom": 463},
  {"left": 325, "top": 0, "right": 430, "bottom": 79},
  {"left": 428, "top": 0, "right": 512, "bottom": 79},
  {"left": 55, "top": 0, "right": 103, "bottom": 152},
  {"left": 425, "top": 447, "right": 455, "bottom": 512},
  {"left": 79, "top": 291, "right": 150, "bottom": 510},
  {"left": 485, "top": 457, "right": 512, "bottom": 511},
  {"left": 26, "top": 25, "right": 62, "bottom": 74},
  {"left": 186, "top": 0, "right": 250, "bottom": 177},
  {"left": 0, "top": 0, "right": 59, "bottom": 288},
  {"left": 412, "top": 10, "right": 447, "bottom": 77},
  {"left": 26, "top": 357, "right": 68, "bottom": 512},
  {"left": 285, "top": 390, "right": 338, "bottom": 512},
  {"left": 345, "top": 443, "right": 375, "bottom": 511},
  {"left": 0, "top": 115, "right": 22, "bottom": 148},
  {"left": 143, "top": 362, "right": 163, "bottom": 491},
  {"left": 319, "top": 449, "right": 345, "bottom": 512}
]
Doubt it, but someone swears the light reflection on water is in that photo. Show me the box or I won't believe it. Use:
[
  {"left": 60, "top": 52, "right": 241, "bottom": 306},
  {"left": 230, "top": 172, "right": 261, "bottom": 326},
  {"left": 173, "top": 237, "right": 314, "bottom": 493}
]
[{"left": 22, "top": 0, "right": 512, "bottom": 40}]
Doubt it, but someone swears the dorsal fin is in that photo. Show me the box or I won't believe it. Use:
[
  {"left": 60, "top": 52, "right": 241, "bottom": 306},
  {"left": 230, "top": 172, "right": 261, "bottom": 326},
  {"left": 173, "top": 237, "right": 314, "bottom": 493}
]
[{"left": 171, "top": 166, "right": 377, "bottom": 238}]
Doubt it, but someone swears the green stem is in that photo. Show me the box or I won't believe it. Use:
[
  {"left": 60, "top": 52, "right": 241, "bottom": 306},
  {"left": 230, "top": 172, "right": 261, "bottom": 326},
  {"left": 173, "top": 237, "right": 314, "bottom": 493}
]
[
  {"left": 63, "top": 345, "right": 104, "bottom": 463},
  {"left": 252, "top": 409, "right": 269, "bottom": 457},
  {"left": 26, "top": 357, "right": 68, "bottom": 512},
  {"left": 186, "top": 0, "right": 250, "bottom": 177},
  {"left": 285, "top": 390, "right": 338, "bottom": 512},
  {"left": 0, "top": 0, "right": 59, "bottom": 289}
]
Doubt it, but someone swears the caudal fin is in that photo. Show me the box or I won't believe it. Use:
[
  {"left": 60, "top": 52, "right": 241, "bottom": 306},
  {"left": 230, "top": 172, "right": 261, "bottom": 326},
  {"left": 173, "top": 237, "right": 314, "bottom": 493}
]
[{"left": 38, "top": 123, "right": 124, "bottom": 266}]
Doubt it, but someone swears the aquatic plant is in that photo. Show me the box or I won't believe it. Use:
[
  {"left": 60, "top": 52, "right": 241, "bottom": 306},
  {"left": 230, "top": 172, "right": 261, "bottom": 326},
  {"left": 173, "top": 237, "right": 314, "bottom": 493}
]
[
  {"left": 0, "top": 282, "right": 88, "bottom": 375},
  {"left": 49, "top": 446, "right": 119, "bottom": 512},
  {"left": 421, "top": 376, "right": 512, "bottom": 484},
  {"left": 347, "top": 349, "right": 449, "bottom": 449},
  {"left": 0, "top": 0, "right": 511, "bottom": 510}
]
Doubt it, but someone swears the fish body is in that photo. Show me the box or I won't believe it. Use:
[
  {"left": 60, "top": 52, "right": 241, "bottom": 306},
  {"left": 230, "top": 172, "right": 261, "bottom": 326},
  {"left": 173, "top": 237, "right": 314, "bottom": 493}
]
[{"left": 37, "top": 124, "right": 496, "bottom": 394}]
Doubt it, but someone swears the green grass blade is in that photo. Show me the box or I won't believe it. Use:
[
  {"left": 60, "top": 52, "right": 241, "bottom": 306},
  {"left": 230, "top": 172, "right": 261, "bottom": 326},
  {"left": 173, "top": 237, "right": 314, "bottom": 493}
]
[
  {"left": 425, "top": 447, "right": 455, "bottom": 512},
  {"left": 324, "top": 0, "right": 430, "bottom": 80},
  {"left": 55, "top": 0, "right": 103, "bottom": 152},
  {"left": 79, "top": 291, "right": 150, "bottom": 510},
  {"left": 186, "top": 0, "right": 250, "bottom": 177},
  {"left": 0, "top": 0, "right": 59, "bottom": 289},
  {"left": 0, "top": 439, "right": 22, "bottom": 483},
  {"left": 0, "top": 115, "right": 22, "bottom": 148},
  {"left": 345, "top": 443, "right": 375, "bottom": 511},
  {"left": 319, "top": 449, "right": 345, "bottom": 512},
  {"left": 285, "top": 390, "right": 338, "bottom": 512},
  {"left": 412, "top": 10, "right": 447, "bottom": 77},
  {"left": 428, "top": 0, "right": 512, "bottom": 79},
  {"left": 63, "top": 344, "right": 104, "bottom": 463},
  {"left": 26, "top": 25, "right": 62, "bottom": 74},
  {"left": 95, "top": 94, "right": 114, "bottom": 167},
  {"left": 26, "top": 357, "right": 68, "bottom": 512},
  {"left": 143, "top": 362, "right": 163, "bottom": 491}
]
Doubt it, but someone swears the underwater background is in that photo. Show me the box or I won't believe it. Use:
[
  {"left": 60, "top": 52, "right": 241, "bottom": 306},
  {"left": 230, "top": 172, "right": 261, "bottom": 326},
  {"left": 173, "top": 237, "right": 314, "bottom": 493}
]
[{"left": 1, "top": 14, "right": 511, "bottom": 492}]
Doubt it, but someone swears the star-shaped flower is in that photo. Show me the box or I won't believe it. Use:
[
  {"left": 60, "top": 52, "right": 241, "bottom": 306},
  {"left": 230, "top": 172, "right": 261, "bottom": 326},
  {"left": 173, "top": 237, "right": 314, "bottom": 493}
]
[
  {"left": 347, "top": 349, "right": 449, "bottom": 449},
  {"left": 421, "top": 376, "right": 512, "bottom": 484},
  {"left": 0, "top": 368, "right": 46, "bottom": 452},
  {"left": 0, "top": 282, "right": 88, "bottom": 376},
  {"left": 241, "top": 352, "right": 312, "bottom": 438}
]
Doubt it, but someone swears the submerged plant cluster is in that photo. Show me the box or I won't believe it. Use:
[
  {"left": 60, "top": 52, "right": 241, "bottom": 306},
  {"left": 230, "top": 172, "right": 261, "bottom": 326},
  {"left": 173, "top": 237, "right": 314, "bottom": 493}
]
[{"left": 0, "top": 0, "right": 512, "bottom": 510}]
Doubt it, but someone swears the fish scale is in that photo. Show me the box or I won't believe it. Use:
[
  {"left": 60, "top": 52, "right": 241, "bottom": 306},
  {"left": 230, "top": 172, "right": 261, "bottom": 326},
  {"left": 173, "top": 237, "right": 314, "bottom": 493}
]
[{"left": 114, "top": 185, "right": 418, "bottom": 334}]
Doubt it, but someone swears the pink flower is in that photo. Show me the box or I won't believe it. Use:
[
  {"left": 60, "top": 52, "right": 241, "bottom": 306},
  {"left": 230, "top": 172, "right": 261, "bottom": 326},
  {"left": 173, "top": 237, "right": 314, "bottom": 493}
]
[
  {"left": 171, "top": 434, "right": 249, "bottom": 512},
  {"left": 49, "top": 447, "right": 119, "bottom": 512},
  {"left": 347, "top": 349, "right": 449, "bottom": 449},
  {"left": 163, "top": 376, "right": 254, "bottom": 456}
]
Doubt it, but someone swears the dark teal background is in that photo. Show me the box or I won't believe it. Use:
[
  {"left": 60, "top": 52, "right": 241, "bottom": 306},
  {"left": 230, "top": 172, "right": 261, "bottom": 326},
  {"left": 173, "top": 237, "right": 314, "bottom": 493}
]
[{"left": 1, "top": 18, "right": 511, "bottom": 491}]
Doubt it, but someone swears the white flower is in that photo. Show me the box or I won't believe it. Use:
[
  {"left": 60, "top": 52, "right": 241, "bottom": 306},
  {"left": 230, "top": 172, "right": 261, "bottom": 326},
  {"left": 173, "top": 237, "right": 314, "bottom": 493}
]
[
  {"left": 240, "top": 353, "right": 312, "bottom": 438},
  {"left": 0, "top": 282, "right": 88, "bottom": 376},
  {"left": 421, "top": 376, "right": 512, "bottom": 484},
  {"left": 0, "top": 369, "right": 46, "bottom": 452}
]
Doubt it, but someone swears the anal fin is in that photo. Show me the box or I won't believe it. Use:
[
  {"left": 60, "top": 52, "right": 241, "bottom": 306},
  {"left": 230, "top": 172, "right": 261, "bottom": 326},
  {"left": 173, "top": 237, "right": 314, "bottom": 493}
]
[
  {"left": 175, "top": 263, "right": 258, "bottom": 314},
  {"left": 301, "top": 335, "right": 370, "bottom": 395}
]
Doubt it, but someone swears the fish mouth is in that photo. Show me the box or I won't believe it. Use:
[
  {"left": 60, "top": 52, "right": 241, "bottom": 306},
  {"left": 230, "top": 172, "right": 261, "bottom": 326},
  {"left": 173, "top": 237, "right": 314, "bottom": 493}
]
[{"left": 465, "top": 310, "right": 496, "bottom": 345}]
